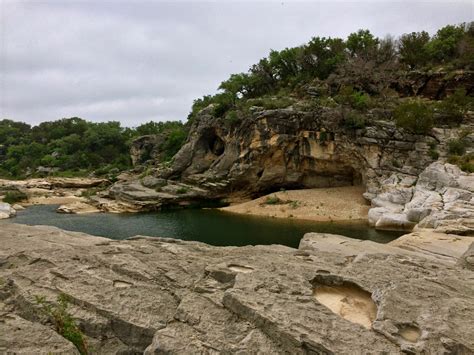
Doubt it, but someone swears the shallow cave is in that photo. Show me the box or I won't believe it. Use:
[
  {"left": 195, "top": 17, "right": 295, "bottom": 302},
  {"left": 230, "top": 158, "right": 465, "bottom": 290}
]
[
  {"left": 198, "top": 130, "right": 225, "bottom": 156},
  {"left": 255, "top": 164, "right": 365, "bottom": 196}
]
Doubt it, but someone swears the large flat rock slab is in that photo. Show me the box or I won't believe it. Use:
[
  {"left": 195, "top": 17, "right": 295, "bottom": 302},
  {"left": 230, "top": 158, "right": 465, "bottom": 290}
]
[{"left": 0, "top": 224, "right": 473, "bottom": 353}]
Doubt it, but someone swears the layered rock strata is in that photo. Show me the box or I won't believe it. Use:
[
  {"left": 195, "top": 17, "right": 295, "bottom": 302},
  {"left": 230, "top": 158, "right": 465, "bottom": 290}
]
[{"left": 0, "top": 224, "right": 472, "bottom": 353}]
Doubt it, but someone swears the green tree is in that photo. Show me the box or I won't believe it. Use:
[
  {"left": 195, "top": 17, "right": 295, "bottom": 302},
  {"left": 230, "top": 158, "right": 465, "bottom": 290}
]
[
  {"left": 346, "top": 29, "right": 379, "bottom": 59},
  {"left": 398, "top": 31, "right": 431, "bottom": 69},
  {"left": 426, "top": 24, "right": 465, "bottom": 63}
]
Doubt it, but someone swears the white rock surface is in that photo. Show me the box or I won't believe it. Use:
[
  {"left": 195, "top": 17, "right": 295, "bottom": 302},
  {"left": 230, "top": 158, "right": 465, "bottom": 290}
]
[
  {"left": 0, "top": 202, "right": 16, "bottom": 219},
  {"left": 368, "top": 162, "right": 474, "bottom": 233}
]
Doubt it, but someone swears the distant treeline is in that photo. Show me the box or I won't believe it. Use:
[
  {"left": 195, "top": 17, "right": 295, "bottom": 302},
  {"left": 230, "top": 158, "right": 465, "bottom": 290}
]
[{"left": 0, "top": 118, "right": 187, "bottom": 179}]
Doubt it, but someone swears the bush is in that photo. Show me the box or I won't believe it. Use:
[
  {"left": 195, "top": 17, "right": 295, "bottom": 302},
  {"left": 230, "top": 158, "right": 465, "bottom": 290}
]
[
  {"left": 343, "top": 112, "right": 367, "bottom": 130},
  {"left": 247, "top": 97, "right": 293, "bottom": 110},
  {"left": 447, "top": 138, "right": 467, "bottom": 155},
  {"left": 35, "top": 293, "right": 88, "bottom": 355},
  {"left": 3, "top": 190, "right": 28, "bottom": 204},
  {"left": 263, "top": 195, "right": 283, "bottom": 205},
  {"left": 436, "top": 88, "right": 472, "bottom": 125},
  {"left": 336, "top": 86, "right": 371, "bottom": 110},
  {"left": 428, "top": 142, "right": 439, "bottom": 160},
  {"left": 176, "top": 187, "right": 189, "bottom": 194},
  {"left": 448, "top": 153, "right": 474, "bottom": 173},
  {"left": 394, "top": 101, "right": 434, "bottom": 134},
  {"left": 224, "top": 110, "right": 241, "bottom": 127}
]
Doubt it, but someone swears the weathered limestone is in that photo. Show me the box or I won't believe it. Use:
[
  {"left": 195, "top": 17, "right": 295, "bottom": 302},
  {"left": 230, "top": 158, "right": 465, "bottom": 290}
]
[
  {"left": 368, "top": 162, "right": 474, "bottom": 234},
  {"left": 0, "top": 224, "right": 472, "bottom": 353},
  {"left": 0, "top": 202, "right": 15, "bottom": 219}
]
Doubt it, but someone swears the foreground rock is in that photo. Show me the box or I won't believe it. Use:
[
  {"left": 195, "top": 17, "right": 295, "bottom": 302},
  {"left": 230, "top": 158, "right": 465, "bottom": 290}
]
[{"left": 0, "top": 224, "right": 472, "bottom": 353}]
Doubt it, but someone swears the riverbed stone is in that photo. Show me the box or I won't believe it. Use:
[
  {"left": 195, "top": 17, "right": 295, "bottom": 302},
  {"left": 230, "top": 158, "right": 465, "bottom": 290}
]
[
  {"left": 0, "top": 203, "right": 15, "bottom": 219},
  {"left": 0, "top": 224, "right": 472, "bottom": 353}
]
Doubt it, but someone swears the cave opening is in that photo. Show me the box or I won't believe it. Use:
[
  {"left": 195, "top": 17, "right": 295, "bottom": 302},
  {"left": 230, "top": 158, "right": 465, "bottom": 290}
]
[{"left": 200, "top": 130, "right": 225, "bottom": 156}]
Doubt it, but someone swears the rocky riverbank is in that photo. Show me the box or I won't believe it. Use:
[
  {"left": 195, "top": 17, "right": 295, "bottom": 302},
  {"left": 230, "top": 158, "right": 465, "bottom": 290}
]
[
  {"left": 0, "top": 177, "right": 109, "bottom": 216},
  {"left": 0, "top": 224, "right": 472, "bottom": 353}
]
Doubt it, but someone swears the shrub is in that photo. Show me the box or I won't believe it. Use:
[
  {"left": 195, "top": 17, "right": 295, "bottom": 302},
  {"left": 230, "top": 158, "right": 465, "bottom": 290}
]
[
  {"left": 263, "top": 195, "right": 283, "bottom": 205},
  {"left": 428, "top": 142, "right": 439, "bottom": 160},
  {"left": 448, "top": 153, "right": 474, "bottom": 173},
  {"left": 436, "top": 88, "right": 472, "bottom": 125},
  {"left": 447, "top": 138, "right": 467, "bottom": 155},
  {"left": 3, "top": 190, "right": 28, "bottom": 204},
  {"left": 343, "top": 112, "right": 366, "bottom": 130},
  {"left": 224, "top": 110, "right": 241, "bottom": 127},
  {"left": 394, "top": 101, "right": 434, "bottom": 134},
  {"left": 249, "top": 97, "right": 293, "bottom": 110},
  {"left": 35, "top": 293, "right": 88, "bottom": 355},
  {"left": 176, "top": 187, "right": 189, "bottom": 194},
  {"left": 336, "top": 86, "right": 371, "bottom": 110}
]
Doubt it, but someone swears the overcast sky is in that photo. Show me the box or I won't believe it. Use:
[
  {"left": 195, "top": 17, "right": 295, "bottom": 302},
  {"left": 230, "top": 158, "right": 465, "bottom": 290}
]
[{"left": 1, "top": 0, "right": 473, "bottom": 127}]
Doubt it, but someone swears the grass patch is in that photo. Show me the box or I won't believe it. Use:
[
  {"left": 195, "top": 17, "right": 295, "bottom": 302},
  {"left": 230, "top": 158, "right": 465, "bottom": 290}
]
[
  {"left": 35, "top": 293, "right": 88, "bottom": 354},
  {"left": 2, "top": 190, "right": 28, "bottom": 204},
  {"left": 448, "top": 153, "right": 474, "bottom": 173}
]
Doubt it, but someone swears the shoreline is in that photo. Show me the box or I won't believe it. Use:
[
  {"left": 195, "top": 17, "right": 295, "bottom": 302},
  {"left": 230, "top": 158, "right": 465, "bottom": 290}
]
[{"left": 220, "top": 186, "right": 370, "bottom": 222}]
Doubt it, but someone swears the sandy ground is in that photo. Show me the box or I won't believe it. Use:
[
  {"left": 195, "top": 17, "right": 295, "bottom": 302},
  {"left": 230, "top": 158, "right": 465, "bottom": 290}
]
[
  {"left": 221, "top": 186, "right": 369, "bottom": 222},
  {"left": 24, "top": 195, "right": 84, "bottom": 206}
]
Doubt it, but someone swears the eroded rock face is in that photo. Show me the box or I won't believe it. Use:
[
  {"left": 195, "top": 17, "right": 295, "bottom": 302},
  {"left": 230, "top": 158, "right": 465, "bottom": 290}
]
[
  {"left": 163, "top": 109, "right": 444, "bottom": 196},
  {"left": 130, "top": 134, "right": 167, "bottom": 166},
  {"left": 0, "top": 224, "right": 472, "bottom": 353},
  {"left": 368, "top": 162, "right": 474, "bottom": 234}
]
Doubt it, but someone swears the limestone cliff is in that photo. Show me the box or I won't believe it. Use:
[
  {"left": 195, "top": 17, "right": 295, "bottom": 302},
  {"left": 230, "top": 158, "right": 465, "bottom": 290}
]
[{"left": 100, "top": 71, "right": 474, "bottom": 233}]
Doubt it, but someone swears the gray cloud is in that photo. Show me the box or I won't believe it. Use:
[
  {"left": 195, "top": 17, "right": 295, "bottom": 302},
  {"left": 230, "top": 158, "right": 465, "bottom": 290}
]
[{"left": 1, "top": 0, "right": 473, "bottom": 126}]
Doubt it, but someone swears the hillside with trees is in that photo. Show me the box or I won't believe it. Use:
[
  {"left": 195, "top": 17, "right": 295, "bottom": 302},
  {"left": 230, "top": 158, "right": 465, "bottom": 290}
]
[
  {"left": 0, "top": 118, "right": 187, "bottom": 179},
  {"left": 1, "top": 23, "right": 473, "bottom": 179},
  {"left": 185, "top": 22, "right": 473, "bottom": 172}
]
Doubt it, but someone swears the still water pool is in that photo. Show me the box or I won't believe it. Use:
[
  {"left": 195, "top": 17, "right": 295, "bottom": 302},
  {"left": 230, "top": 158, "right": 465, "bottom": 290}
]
[{"left": 2, "top": 204, "right": 404, "bottom": 248}]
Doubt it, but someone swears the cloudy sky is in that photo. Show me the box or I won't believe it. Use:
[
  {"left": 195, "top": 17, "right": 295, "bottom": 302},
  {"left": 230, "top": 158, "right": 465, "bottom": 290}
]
[{"left": 1, "top": 0, "right": 473, "bottom": 126}]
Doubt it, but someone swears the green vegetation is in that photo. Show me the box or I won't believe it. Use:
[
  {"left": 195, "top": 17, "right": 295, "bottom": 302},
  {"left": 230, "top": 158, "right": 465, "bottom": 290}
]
[
  {"left": 262, "top": 195, "right": 299, "bottom": 207},
  {"left": 188, "top": 22, "right": 473, "bottom": 122},
  {"left": 448, "top": 153, "right": 474, "bottom": 173},
  {"left": 2, "top": 23, "right": 473, "bottom": 180},
  {"left": 436, "top": 88, "right": 474, "bottom": 126},
  {"left": 176, "top": 187, "right": 189, "bottom": 194},
  {"left": 448, "top": 138, "right": 467, "bottom": 156},
  {"left": 263, "top": 195, "right": 283, "bottom": 205},
  {"left": 35, "top": 293, "right": 88, "bottom": 355},
  {"left": 394, "top": 100, "right": 434, "bottom": 134},
  {"left": 2, "top": 190, "right": 28, "bottom": 204},
  {"left": 343, "top": 112, "right": 367, "bottom": 130},
  {"left": 0, "top": 118, "right": 187, "bottom": 179},
  {"left": 447, "top": 130, "right": 473, "bottom": 172},
  {"left": 428, "top": 142, "right": 440, "bottom": 160}
]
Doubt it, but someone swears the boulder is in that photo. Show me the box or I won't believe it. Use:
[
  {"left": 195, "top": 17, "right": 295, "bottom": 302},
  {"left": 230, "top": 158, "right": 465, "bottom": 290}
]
[
  {"left": 0, "top": 202, "right": 15, "bottom": 219},
  {"left": 56, "top": 202, "right": 100, "bottom": 214},
  {"left": 375, "top": 213, "right": 417, "bottom": 231},
  {"left": 368, "top": 162, "right": 473, "bottom": 233}
]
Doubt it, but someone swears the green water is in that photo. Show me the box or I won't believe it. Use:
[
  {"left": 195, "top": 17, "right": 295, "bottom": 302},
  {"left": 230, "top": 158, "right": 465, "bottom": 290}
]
[{"left": 1, "top": 204, "right": 403, "bottom": 247}]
